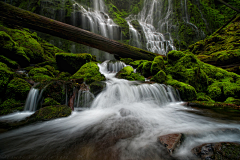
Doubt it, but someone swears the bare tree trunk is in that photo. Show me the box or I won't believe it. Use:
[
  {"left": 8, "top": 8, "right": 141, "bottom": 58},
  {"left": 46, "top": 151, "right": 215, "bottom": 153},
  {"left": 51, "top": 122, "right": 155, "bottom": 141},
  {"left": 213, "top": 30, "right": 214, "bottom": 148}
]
[{"left": 0, "top": 2, "right": 158, "bottom": 60}]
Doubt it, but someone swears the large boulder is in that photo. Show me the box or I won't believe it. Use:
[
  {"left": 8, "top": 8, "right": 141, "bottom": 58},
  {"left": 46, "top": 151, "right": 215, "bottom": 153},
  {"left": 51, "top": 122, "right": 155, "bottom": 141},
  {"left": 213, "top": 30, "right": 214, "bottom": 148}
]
[{"left": 56, "top": 53, "right": 93, "bottom": 74}]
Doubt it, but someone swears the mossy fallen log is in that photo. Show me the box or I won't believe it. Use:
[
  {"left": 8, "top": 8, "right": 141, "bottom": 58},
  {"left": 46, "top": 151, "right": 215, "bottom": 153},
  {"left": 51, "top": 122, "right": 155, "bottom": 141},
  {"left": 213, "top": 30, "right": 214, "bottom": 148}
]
[{"left": 0, "top": 2, "right": 157, "bottom": 61}]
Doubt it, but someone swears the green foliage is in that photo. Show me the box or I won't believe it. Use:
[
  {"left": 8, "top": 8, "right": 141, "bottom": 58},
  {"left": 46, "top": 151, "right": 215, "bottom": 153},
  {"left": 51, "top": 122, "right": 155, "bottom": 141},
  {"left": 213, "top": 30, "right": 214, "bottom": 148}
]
[
  {"left": 71, "top": 62, "right": 106, "bottom": 84},
  {"left": 29, "top": 67, "right": 54, "bottom": 77},
  {"left": 6, "top": 78, "right": 31, "bottom": 102},
  {"left": 56, "top": 53, "right": 92, "bottom": 74},
  {"left": 129, "top": 60, "right": 148, "bottom": 68},
  {"left": 57, "top": 72, "right": 72, "bottom": 81},
  {"left": 116, "top": 66, "right": 145, "bottom": 81}
]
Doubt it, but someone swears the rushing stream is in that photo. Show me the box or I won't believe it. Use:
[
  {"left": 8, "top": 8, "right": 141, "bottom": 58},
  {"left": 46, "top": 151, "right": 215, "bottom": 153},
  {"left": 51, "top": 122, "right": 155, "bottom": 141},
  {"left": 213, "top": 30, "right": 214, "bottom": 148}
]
[{"left": 0, "top": 61, "right": 240, "bottom": 160}]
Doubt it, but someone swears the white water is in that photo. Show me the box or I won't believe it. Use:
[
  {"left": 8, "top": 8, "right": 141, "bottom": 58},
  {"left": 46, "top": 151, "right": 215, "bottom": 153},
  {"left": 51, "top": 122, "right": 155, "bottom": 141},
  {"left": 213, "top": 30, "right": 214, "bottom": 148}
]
[
  {"left": 1, "top": 61, "right": 239, "bottom": 159},
  {"left": 24, "top": 88, "right": 40, "bottom": 111},
  {"left": 126, "top": 0, "right": 176, "bottom": 55}
]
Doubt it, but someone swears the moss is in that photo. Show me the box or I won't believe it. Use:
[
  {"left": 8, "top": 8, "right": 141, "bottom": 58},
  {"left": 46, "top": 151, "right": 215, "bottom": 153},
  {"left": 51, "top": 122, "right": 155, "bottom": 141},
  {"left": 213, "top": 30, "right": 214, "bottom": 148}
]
[
  {"left": 71, "top": 62, "right": 105, "bottom": 84},
  {"left": 42, "top": 97, "right": 60, "bottom": 107},
  {"left": 150, "top": 70, "right": 166, "bottom": 84},
  {"left": 28, "top": 67, "right": 54, "bottom": 78},
  {"left": 0, "top": 55, "right": 19, "bottom": 69},
  {"left": 129, "top": 60, "right": 148, "bottom": 68},
  {"left": 57, "top": 72, "right": 71, "bottom": 81},
  {"left": 196, "top": 92, "right": 214, "bottom": 102},
  {"left": 6, "top": 28, "right": 45, "bottom": 64},
  {"left": 151, "top": 56, "right": 165, "bottom": 75},
  {"left": 28, "top": 105, "right": 71, "bottom": 121},
  {"left": 120, "top": 58, "right": 133, "bottom": 65},
  {"left": 0, "top": 31, "right": 30, "bottom": 67},
  {"left": 166, "top": 77, "right": 197, "bottom": 101},
  {"left": 6, "top": 78, "right": 31, "bottom": 102},
  {"left": 0, "top": 62, "right": 14, "bottom": 97},
  {"left": 167, "top": 50, "right": 185, "bottom": 64},
  {"left": 0, "top": 99, "right": 24, "bottom": 115},
  {"left": 225, "top": 97, "right": 240, "bottom": 106},
  {"left": 116, "top": 66, "right": 145, "bottom": 81},
  {"left": 56, "top": 53, "right": 92, "bottom": 74},
  {"left": 141, "top": 61, "right": 152, "bottom": 78}
]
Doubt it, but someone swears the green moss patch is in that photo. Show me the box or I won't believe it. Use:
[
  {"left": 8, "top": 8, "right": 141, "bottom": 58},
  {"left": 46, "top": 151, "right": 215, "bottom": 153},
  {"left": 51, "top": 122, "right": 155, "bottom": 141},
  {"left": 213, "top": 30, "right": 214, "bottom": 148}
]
[
  {"left": 116, "top": 66, "right": 145, "bottom": 81},
  {"left": 71, "top": 62, "right": 105, "bottom": 84}
]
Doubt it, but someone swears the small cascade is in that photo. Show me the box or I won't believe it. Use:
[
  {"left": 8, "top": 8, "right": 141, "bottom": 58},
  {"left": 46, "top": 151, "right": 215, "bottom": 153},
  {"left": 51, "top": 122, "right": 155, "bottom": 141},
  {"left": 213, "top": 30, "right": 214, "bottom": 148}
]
[
  {"left": 107, "top": 60, "right": 126, "bottom": 73},
  {"left": 24, "top": 88, "right": 40, "bottom": 111},
  {"left": 127, "top": 21, "right": 142, "bottom": 48},
  {"left": 72, "top": 84, "right": 95, "bottom": 109}
]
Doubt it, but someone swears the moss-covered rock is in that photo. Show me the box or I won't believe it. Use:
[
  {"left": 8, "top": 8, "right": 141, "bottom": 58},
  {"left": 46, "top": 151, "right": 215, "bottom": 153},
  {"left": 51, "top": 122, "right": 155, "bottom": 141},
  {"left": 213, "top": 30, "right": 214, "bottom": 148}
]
[
  {"left": 71, "top": 62, "right": 105, "bottom": 84},
  {"left": 5, "top": 78, "right": 31, "bottom": 102},
  {"left": 167, "top": 50, "right": 185, "bottom": 65},
  {"left": 0, "top": 99, "right": 24, "bottom": 115},
  {"left": 116, "top": 66, "right": 145, "bottom": 81},
  {"left": 28, "top": 67, "right": 53, "bottom": 77},
  {"left": 0, "top": 55, "right": 19, "bottom": 69},
  {"left": 56, "top": 53, "right": 92, "bottom": 74},
  {"left": 90, "top": 81, "right": 106, "bottom": 96},
  {"left": 150, "top": 70, "right": 166, "bottom": 84},
  {"left": 120, "top": 58, "right": 133, "bottom": 65},
  {"left": 166, "top": 78, "right": 197, "bottom": 101},
  {"left": 196, "top": 92, "right": 214, "bottom": 102},
  {"left": 57, "top": 72, "right": 72, "bottom": 81},
  {"left": 42, "top": 97, "right": 60, "bottom": 107},
  {"left": 225, "top": 97, "right": 240, "bottom": 106},
  {"left": 0, "top": 63, "right": 14, "bottom": 99},
  {"left": 0, "top": 31, "right": 30, "bottom": 67},
  {"left": 27, "top": 105, "right": 71, "bottom": 121},
  {"left": 151, "top": 56, "right": 165, "bottom": 75},
  {"left": 129, "top": 60, "right": 148, "bottom": 68}
]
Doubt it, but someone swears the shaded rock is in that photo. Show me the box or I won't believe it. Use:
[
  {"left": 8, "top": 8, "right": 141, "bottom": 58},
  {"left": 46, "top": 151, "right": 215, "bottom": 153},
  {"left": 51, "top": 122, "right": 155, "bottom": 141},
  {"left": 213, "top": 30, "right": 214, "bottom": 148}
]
[
  {"left": 56, "top": 53, "right": 92, "bottom": 74},
  {"left": 90, "top": 81, "right": 106, "bottom": 96},
  {"left": 192, "top": 142, "right": 240, "bottom": 160},
  {"left": 158, "top": 133, "right": 183, "bottom": 154}
]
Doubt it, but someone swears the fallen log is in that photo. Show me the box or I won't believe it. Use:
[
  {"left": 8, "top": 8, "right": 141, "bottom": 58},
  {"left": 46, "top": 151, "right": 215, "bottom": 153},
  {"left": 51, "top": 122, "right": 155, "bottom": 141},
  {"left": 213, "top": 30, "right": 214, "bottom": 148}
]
[{"left": 0, "top": 2, "right": 157, "bottom": 61}]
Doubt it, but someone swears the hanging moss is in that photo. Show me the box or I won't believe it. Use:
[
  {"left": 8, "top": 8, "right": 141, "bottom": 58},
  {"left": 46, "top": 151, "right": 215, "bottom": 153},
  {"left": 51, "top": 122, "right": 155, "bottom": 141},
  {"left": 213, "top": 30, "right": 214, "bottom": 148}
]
[{"left": 71, "top": 62, "right": 106, "bottom": 84}]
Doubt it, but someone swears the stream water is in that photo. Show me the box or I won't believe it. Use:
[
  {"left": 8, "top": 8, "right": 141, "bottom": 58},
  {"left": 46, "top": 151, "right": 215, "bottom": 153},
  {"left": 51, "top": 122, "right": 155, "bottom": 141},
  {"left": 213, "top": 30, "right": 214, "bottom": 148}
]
[{"left": 0, "top": 61, "right": 240, "bottom": 160}]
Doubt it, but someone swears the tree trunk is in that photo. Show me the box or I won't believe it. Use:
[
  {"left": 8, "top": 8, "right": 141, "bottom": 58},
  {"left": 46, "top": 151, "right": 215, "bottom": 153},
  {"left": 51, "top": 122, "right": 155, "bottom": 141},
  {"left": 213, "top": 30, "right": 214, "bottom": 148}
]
[{"left": 0, "top": 2, "right": 158, "bottom": 61}]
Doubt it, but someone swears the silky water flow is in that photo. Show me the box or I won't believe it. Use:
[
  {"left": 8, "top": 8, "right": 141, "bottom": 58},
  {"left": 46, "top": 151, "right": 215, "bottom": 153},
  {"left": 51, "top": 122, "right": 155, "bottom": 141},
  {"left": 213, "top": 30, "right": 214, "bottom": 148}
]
[{"left": 0, "top": 61, "right": 240, "bottom": 160}]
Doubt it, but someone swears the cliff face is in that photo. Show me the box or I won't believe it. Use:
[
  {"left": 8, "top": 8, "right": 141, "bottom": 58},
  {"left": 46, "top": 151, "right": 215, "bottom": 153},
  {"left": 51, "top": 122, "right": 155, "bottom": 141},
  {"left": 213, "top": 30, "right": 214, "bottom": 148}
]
[{"left": 2, "top": 0, "right": 239, "bottom": 54}]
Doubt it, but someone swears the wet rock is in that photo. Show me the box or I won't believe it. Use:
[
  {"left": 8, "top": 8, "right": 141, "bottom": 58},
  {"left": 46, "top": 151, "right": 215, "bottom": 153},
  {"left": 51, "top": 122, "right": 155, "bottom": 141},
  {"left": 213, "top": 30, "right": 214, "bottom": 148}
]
[
  {"left": 158, "top": 133, "right": 183, "bottom": 154},
  {"left": 90, "top": 81, "right": 106, "bottom": 96},
  {"left": 119, "top": 108, "right": 132, "bottom": 117},
  {"left": 192, "top": 142, "right": 240, "bottom": 160}
]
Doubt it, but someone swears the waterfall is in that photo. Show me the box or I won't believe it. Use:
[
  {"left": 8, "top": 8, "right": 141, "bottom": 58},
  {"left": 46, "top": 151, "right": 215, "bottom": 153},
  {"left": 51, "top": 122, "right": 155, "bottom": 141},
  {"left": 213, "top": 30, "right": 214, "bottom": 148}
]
[
  {"left": 24, "top": 88, "right": 40, "bottom": 111},
  {"left": 126, "top": 0, "right": 176, "bottom": 55},
  {"left": 75, "top": 89, "right": 95, "bottom": 108}
]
